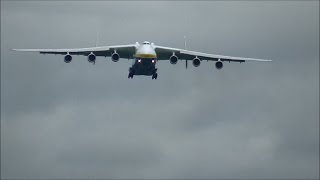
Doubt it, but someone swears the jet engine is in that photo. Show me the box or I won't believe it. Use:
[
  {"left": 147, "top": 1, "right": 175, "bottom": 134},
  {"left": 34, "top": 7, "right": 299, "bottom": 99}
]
[
  {"left": 88, "top": 53, "right": 96, "bottom": 63},
  {"left": 215, "top": 61, "right": 223, "bottom": 69},
  {"left": 169, "top": 55, "right": 178, "bottom": 64},
  {"left": 64, "top": 54, "right": 72, "bottom": 63},
  {"left": 111, "top": 52, "right": 120, "bottom": 62},
  {"left": 192, "top": 57, "right": 201, "bottom": 67}
]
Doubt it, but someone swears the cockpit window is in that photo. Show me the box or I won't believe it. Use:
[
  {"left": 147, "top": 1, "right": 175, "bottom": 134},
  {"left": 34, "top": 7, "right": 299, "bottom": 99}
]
[{"left": 143, "top": 41, "right": 150, "bottom": 45}]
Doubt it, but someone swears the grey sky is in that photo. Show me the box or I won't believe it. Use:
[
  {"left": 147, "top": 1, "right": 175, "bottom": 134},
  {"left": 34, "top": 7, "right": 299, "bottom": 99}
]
[{"left": 1, "top": 1, "right": 319, "bottom": 179}]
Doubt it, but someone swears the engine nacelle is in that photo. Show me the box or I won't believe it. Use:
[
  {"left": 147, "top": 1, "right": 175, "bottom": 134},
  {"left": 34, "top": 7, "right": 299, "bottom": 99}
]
[
  {"left": 169, "top": 55, "right": 178, "bottom": 64},
  {"left": 88, "top": 53, "right": 96, "bottom": 63},
  {"left": 111, "top": 53, "right": 120, "bottom": 62},
  {"left": 192, "top": 57, "right": 201, "bottom": 67},
  {"left": 215, "top": 61, "right": 223, "bottom": 69},
  {"left": 64, "top": 54, "right": 72, "bottom": 63}
]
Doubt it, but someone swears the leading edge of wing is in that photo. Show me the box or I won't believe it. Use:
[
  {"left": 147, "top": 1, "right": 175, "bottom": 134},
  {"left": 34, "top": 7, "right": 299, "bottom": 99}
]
[
  {"left": 12, "top": 46, "right": 110, "bottom": 53},
  {"left": 155, "top": 45, "right": 273, "bottom": 62},
  {"left": 11, "top": 44, "right": 136, "bottom": 53}
]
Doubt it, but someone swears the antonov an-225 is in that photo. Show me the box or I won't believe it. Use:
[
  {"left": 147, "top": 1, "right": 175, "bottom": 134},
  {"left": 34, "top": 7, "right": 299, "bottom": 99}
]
[{"left": 13, "top": 41, "right": 272, "bottom": 79}]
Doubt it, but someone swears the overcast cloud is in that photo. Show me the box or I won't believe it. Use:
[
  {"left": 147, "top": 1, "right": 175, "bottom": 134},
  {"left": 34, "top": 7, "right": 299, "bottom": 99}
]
[{"left": 1, "top": 1, "right": 319, "bottom": 179}]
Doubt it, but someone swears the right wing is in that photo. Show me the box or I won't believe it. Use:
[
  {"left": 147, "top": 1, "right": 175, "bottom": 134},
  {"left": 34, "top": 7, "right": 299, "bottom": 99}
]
[
  {"left": 155, "top": 45, "right": 272, "bottom": 62},
  {"left": 12, "top": 44, "right": 137, "bottom": 59}
]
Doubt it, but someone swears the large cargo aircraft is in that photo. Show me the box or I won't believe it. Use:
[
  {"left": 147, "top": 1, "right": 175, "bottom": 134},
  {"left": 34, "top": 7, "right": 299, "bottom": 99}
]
[{"left": 13, "top": 41, "right": 272, "bottom": 80}]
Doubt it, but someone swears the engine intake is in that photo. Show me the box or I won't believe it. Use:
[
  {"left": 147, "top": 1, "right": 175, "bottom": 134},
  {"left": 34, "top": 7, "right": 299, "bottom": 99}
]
[
  {"left": 111, "top": 53, "right": 120, "bottom": 62},
  {"left": 88, "top": 53, "right": 96, "bottom": 63},
  {"left": 192, "top": 57, "right": 201, "bottom": 67},
  {"left": 64, "top": 54, "right": 72, "bottom": 63},
  {"left": 170, "top": 55, "right": 178, "bottom": 64},
  {"left": 215, "top": 61, "right": 223, "bottom": 69}
]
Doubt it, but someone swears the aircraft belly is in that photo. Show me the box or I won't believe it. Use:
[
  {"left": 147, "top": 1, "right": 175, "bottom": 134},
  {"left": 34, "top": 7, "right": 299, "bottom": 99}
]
[{"left": 131, "top": 60, "right": 156, "bottom": 76}]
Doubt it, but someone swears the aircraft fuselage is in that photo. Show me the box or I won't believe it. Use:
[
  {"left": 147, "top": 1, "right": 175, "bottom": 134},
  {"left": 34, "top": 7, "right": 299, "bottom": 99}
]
[{"left": 128, "top": 41, "right": 158, "bottom": 79}]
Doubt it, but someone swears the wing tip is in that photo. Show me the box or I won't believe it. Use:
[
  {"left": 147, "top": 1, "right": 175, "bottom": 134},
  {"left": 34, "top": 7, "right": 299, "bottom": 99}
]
[
  {"left": 11, "top": 49, "right": 28, "bottom": 52},
  {"left": 250, "top": 59, "right": 273, "bottom": 62}
]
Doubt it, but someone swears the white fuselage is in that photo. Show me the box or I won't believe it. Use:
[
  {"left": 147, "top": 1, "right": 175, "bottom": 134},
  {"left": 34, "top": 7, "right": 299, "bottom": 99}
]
[
  {"left": 134, "top": 41, "right": 157, "bottom": 59},
  {"left": 129, "top": 41, "right": 157, "bottom": 76}
]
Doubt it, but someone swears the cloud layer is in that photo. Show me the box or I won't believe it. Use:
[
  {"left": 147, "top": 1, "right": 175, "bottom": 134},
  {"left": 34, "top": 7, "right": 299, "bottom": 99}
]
[{"left": 1, "top": 1, "right": 319, "bottom": 179}]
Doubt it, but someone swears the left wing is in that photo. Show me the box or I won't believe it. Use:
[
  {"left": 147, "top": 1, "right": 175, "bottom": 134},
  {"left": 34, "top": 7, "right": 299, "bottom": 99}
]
[
  {"left": 12, "top": 44, "right": 137, "bottom": 59},
  {"left": 155, "top": 45, "right": 272, "bottom": 62}
]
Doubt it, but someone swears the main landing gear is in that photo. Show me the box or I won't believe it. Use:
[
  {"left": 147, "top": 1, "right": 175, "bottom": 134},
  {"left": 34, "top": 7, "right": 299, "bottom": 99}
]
[
  {"left": 152, "top": 73, "right": 158, "bottom": 80},
  {"left": 128, "top": 72, "right": 134, "bottom": 79},
  {"left": 128, "top": 68, "right": 134, "bottom": 79},
  {"left": 128, "top": 72, "right": 157, "bottom": 79},
  {"left": 151, "top": 69, "right": 158, "bottom": 80},
  {"left": 127, "top": 68, "right": 158, "bottom": 80}
]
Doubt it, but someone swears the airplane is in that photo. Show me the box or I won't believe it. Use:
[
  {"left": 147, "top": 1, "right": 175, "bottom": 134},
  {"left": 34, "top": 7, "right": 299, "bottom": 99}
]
[{"left": 12, "top": 41, "right": 272, "bottom": 80}]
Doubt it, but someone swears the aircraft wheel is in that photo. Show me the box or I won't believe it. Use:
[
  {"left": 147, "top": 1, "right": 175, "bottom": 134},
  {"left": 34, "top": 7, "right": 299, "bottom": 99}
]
[
  {"left": 128, "top": 73, "right": 134, "bottom": 79},
  {"left": 152, "top": 73, "right": 158, "bottom": 80}
]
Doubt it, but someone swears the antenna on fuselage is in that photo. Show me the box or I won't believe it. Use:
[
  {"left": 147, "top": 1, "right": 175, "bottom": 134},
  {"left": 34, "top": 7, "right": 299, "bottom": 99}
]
[
  {"left": 184, "top": 35, "right": 188, "bottom": 69},
  {"left": 184, "top": 35, "right": 188, "bottom": 50}
]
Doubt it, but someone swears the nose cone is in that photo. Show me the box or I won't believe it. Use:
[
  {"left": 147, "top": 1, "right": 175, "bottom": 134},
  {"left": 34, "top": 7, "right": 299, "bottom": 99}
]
[
  {"left": 144, "top": 46, "right": 156, "bottom": 54},
  {"left": 136, "top": 44, "right": 157, "bottom": 58}
]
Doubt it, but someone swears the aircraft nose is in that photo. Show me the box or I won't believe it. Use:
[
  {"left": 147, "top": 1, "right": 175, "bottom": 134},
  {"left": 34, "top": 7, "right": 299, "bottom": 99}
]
[{"left": 143, "top": 46, "right": 155, "bottom": 53}]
